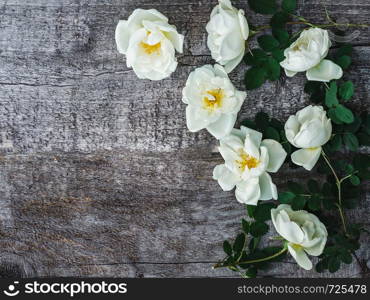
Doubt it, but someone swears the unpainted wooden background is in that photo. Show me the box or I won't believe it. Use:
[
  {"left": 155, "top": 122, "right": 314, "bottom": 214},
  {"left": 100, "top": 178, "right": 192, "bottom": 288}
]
[{"left": 0, "top": 0, "right": 369, "bottom": 278}]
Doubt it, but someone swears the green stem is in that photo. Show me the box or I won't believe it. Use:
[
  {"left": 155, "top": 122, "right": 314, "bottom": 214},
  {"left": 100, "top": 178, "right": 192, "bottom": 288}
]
[
  {"left": 321, "top": 150, "right": 348, "bottom": 234},
  {"left": 213, "top": 246, "right": 287, "bottom": 269}
]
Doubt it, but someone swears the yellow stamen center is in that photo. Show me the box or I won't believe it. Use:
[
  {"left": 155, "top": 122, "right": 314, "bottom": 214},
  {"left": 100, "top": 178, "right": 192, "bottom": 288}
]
[
  {"left": 235, "top": 150, "right": 260, "bottom": 172},
  {"left": 140, "top": 41, "right": 161, "bottom": 55},
  {"left": 203, "top": 89, "right": 224, "bottom": 111}
]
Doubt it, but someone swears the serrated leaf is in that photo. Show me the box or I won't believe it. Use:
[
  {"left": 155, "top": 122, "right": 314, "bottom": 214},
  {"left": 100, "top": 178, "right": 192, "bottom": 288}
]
[
  {"left": 307, "top": 195, "right": 321, "bottom": 211},
  {"left": 254, "top": 203, "right": 275, "bottom": 222},
  {"left": 258, "top": 35, "right": 280, "bottom": 52},
  {"left": 328, "top": 257, "right": 341, "bottom": 273},
  {"left": 339, "top": 252, "right": 353, "bottom": 264},
  {"left": 338, "top": 81, "right": 354, "bottom": 101},
  {"left": 334, "top": 104, "right": 354, "bottom": 124},
  {"left": 244, "top": 49, "right": 269, "bottom": 66},
  {"left": 291, "top": 195, "right": 307, "bottom": 210},
  {"left": 271, "top": 48, "right": 285, "bottom": 62},
  {"left": 248, "top": 0, "right": 277, "bottom": 15},
  {"left": 270, "top": 11, "right": 290, "bottom": 28},
  {"left": 343, "top": 133, "right": 359, "bottom": 151},
  {"left": 282, "top": 0, "right": 297, "bottom": 13},
  {"left": 255, "top": 112, "right": 270, "bottom": 130},
  {"left": 245, "top": 67, "right": 266, "bottom": 90}
]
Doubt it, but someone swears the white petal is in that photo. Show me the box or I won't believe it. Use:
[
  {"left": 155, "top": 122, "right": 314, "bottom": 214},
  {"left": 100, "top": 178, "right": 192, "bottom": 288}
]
[
  {"left": 259, "top": 172, "right": 277, "bottom": 200},
  {"left": 291, "top": 147, "right": 321, "bottom": 171},
  {"left": 235, "top": 178, "right": 261, "bottom": 205},
  {"left": 207, "top": 114, "right": 237, "bottom": 139},
  {"left": 288, "top": 244, "right": 313, "bottom": 270},
  {"left": 185, "top": 106, "right": 210, "bottom": 132},
  {"left": 306, "top": 59, "right": 343, "bottom": 82},
  {"left": 115, "top": 20, "right": 129, "bottom": 54},
  {"left": 260, "top": 139, "right": 287, "bottom": 173},
  {"left": 213, "top": 164, "right": 240, "bottom": 191}
]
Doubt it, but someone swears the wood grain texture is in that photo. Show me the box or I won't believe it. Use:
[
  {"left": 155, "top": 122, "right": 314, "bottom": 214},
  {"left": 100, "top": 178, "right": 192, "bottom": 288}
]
[{"left": 0, "top": 0, "right": 369, "bottom": 278}]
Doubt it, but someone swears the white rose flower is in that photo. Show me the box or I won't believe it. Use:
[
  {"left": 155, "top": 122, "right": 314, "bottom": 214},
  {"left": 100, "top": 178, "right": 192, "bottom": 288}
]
[
  {"left": 206, "top": 0, "right": 249, "bottom": 73},
  {"left": 182, "top": 64, "right": 246, "bottom": 139},
  {"left": 280, "top": 28, "right": 343, "bottom": 82},
  {"left": 285, "top": 105, "right": 332, "bottom": 171},
  {"left": 115, "top": 9, "right": 184, "bottom": 80},
  {"left": 271, "top": 204, "right": 328, "bottom": 270},
  {"left": 213, "top": 126, "right": 287, "bottom": 205}
]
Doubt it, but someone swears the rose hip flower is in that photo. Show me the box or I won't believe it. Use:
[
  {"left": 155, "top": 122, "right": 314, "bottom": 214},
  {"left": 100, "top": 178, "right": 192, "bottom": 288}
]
[{"left": 115, "top": 9, "right": 184, "bottom": 80}]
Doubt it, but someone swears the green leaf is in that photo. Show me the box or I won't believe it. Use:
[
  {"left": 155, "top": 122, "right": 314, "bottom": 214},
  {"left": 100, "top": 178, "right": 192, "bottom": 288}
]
[
  {"left": 254, "top": 203, "right": 275, "bottom": 222},
  {"left": 258, "top": 35, "right": 280, "bottom": 52},
  {"left": 250, "top": 222, "right": 269, "bottom": 237},
  {"left": 328, "top": 257, "right": 341, "bottom": 273},
  {"left": 328, "top": 107, "right": 343, "bottom": 124},
  {"left": 248, "top": 0, "right": 277, "bottom": 15},
  {"left": 263, "top": 57, "right": 281, "bottom": 81},
  {"left": 255, "top": 112, "right": 270, "bottom": 130},
  {"left": 282, "top": 0, "right": 296, "bottom": 13},
  {"left": 278, "top": 191, "right": 295, "bottom": 204},
  {"left": 334, "top": 104, "right": 354, "bottom": 124},
  {"left": 287, "top": 181, "right": 304, "bottom": 194},
  {"left": 247, "top": 204, "right": 256, "bottom": 218},
  {"left": 307, "top": 180, "right": 320, "bottom": 193},
  {"left": 338, "top": 81, "right": 354, "bottom": 101},
  {"left": 325, "top": 82, "right": 339, "bottom": 108},
  {"left": 329, "top": 134, "right": 342, "bottom": 152},
  {"left": 350, "top": 175, "right": 360, "bottom": 186},
  {"left": 244, "top": 49, "right": 268, "bottom": 66},
  {"left": 343, "top": 133, "right": 359, "bottom": 151},
  {"left": 307, "top": 195, "right": 321, "bottom": 211},
  {"left": 223, "top": 241, "right": 233, "bottom": 256},
  {"left": 233, "top": 233, "right": 246, "bottom": 253},
  {"left": 242, "top": 219, "right": 250, "bottom": 233},
  {"left": 264, "top": 126, "right": 280, "bottom": 141},
  {"left": 335, "top": 55, "right": 351, "bottom": 69},
  {"left": 270, "top": 11, "right": 290, "bottom": 28},
  {"left": 245, "top": 67, "right": 266, "bottom": 90},
  {"left": 291, "top": 195, "right": 307, "bottom": 210}
]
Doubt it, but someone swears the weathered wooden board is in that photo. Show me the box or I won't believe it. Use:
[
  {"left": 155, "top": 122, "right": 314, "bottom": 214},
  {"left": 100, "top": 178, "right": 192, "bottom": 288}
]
[{"left": 0, "top": 0, "right": 369, "bottom": 278}]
